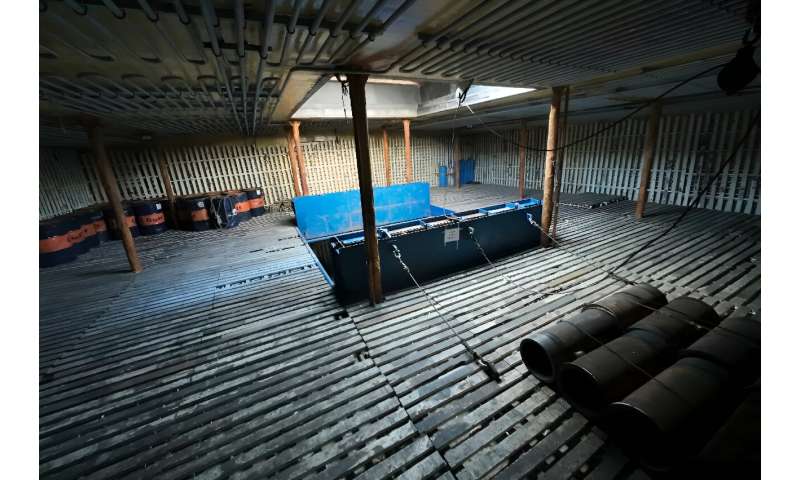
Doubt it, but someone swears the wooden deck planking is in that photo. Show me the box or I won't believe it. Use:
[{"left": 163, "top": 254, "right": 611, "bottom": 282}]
[{"left": 40, "top": 186, "right": 760, "bottom": 479}]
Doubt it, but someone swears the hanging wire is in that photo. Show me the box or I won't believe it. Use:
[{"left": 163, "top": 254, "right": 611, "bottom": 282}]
[
  {"left": 434, "top": 83, "right": 473, "bottom": 212},
  {"left": 465, "top": 219, "right": 758, "bottom": 411},
  {"left": 498, "top": 209, "right": 761, "bottom": 345},
  {"left": 458, "top": 104, "right": 761, "bottom": 341},
  {"left": 461, "top": 63, "right": 727, "bottom": 153},
  {"left": 609, "top": 111, "right": 760, "bottom": 276}
]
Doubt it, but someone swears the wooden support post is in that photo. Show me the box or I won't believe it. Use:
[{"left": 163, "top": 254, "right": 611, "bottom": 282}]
[
  {"left": 540, "top": 87, "right": 563, "bottom": 246},
  {"left": 87, "top": 123, "right": 142, "bottom": 273},
  {"left": 285, "top": 128, "right": 302, "bottom": 197},
  {"left": 348, "top": 73, "right": 383, "bottom": 305},
  {"left": 156, "top": 146, "right": 178, "bottom": 228},
  {"left": 382, "top": 127, "right": 392, "bottom": 186},
  {"left": 551, "top": 86, "right": 570, "bottom": 240},
  {"left": 290, "top": 120, "right": 309, "bottom": 195},
  {"left": 635, "top": 102, "right": 663, "bottom": 219},
  {"left": 402, "top": 118, "right": 412, "bottom": 183},
  {"left": 454, "top": 135, "right": 461, "bottom": 189},
  {"left": 518, "top": 123, "right": 528, "bottom": 199}
]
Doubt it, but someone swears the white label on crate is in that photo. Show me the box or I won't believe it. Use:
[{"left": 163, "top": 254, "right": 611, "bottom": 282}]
[
  {"left": 444, "top": 228, "right": 460, "bottom": 244},
  {"left": 155, "top": 203, "right": 162, "bottom": 210},
  {"left": 197, "top": 201, "right": 204, "bottom": 208}
]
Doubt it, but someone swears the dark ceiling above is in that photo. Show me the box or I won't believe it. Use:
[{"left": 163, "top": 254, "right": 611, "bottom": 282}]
[{"left": 40, "top": 0, "right": 757, "bottom": 146}]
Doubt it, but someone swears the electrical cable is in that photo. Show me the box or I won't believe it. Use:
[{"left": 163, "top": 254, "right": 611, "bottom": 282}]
[
  {"left": 609, "top": 111, "right": 761, "bottom": 276},
  {"left": 520, "top": 210, "right": 761, "bottom": 347},
  {"left": 441, "top": 85, "right": 470, "bottom": 209},
  {"left": 461, "top": 63, "right": 727, "bottom": 153},
  {"left": 467, "top": 223, "right": 729, "bottom": 409},
  {"left": 467, "top": 217, "right": 759, "bottom": 410}
]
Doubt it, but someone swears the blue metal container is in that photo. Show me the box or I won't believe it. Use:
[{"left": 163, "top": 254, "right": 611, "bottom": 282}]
[
  {"left": 293, "top": 182, "right": 433, "bottom": 240},
  {"left": 460, "top": 159, "right": 475, "bottom": 185},
  {"left": 329, "top": 198, "right": 543, "bottom": 304}
]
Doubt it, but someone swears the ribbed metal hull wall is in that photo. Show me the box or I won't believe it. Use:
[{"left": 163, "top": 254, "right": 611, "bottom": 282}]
[
  {"left": 301, "top": 131, "right": 446, "bottom": 194},
  {"left": 462, "top": 128, "right": 548, "bottom": 189},
  {"left": 40, "top": 148, "right": 95, "bottom": 220},
  {"left": 80, "top": 143, "right": 295, "bottom": 205},
  {"left": 463, "top": 109, "right": 761, "bottom": 214},
  {"left": 40, "top": 132, "right": 450, "bottom": 220}
]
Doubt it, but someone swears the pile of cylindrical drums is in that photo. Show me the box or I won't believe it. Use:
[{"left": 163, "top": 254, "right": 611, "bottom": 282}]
[
  {"left": 131, "top": 199, "right": 168, "bottom": 235},
  {"left": 41, "top": 189, "right": 267, "bottom": 267},
  {"left": 518, "top": 284, "right": 760, "bottom": 473},
  {"left": 102, "top": 199, "right": 170, "bottom": 238},
  {"left": 40, "top": 199, "right": 170, "bottom": 268},
  {"left": 176, "top": 188, "right": 266, "bottom": 230},
  {"left": 40, "top": 206, "right": 110, "bottom": 267}
]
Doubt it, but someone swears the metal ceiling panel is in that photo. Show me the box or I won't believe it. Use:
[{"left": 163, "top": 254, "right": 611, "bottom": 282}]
[{"left": 39, "top": 0, "right": 757, "bottom": 144}]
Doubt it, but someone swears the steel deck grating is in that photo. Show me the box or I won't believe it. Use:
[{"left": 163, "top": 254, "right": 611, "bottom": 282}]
[{"left": 39, "top": 186, "right": 760, "bottom": 479}]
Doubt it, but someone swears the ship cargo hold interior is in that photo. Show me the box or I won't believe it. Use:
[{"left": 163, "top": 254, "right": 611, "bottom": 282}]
[{"left": 37, "top": 1, "right": 763, "bottom": 479}]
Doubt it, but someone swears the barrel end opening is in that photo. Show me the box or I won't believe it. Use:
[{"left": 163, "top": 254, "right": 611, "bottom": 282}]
[
  {"left": 520, "top": 338, "right": 556, "bottom": 383},
  {"left": 607, "top": 401, "right": 671, "bottom": 466},
  {"left": 557, "top": 364, "right": 608, "bottom": 414}
]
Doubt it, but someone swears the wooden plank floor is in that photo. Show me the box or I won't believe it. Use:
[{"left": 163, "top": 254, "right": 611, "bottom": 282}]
[{"left": 39, "top": 186, "right": 760, "bottom": 479}]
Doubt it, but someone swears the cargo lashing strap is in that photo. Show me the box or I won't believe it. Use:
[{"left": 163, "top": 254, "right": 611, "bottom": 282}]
[{"left": 391, "top": 243, "right": 502, "bottom": 382}]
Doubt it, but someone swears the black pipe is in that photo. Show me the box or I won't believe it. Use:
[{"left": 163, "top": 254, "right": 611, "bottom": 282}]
[
  {"left": 519, "top": 284, "right": 666, "bottom": 383},
  {"left": 557, "top": 297, "right": 719, "bottom": 416},
  {"left": 606, "top": 356, "right": 733, "bottom": 469},
  {"left": 689, "top": 388, "right": 760, "bottom": 477},
  {"left": 606, "top": 313, "right": 760, "bottom": 469},
  {"left": 680, "top": 314, "right": 760, "bottom": 386}
]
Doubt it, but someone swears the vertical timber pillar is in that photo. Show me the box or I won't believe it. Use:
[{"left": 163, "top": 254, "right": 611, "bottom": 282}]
[
  {"left": 518, "top": 122, "right": 528, "bottom": 199},
  {"left": 348, "top": 74, "right": 383, "bottom": 305},
  {"left": 87, "top": 123, "right": 142, "bottom": 273},
  {"left": 540, "top": 87, "right": 563, "bottom": 246},
  {"left": 635, "top": 102, "right": 663, "bottom": 219},
  {"left": 285, "top": 128, "right": 302, "bottom": 197},
  {"left": 156, "top": 146, "right": 178, "bottom": 228},
  {"left": 454, "top": 135, "right": 461, "bottom": 189},
  {"left": 382, "top": 127, "right": 392, "bottom": 186},
  {"left": 551, "top": 86, "right": 570, "bottom": 240},
  {"left": 403, "top": 118, "right": 412, "bottom": 183},
  {"left": 290, "top": 120, "right": 310, "bottom": 195}
]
